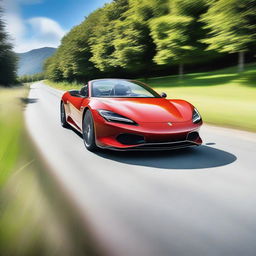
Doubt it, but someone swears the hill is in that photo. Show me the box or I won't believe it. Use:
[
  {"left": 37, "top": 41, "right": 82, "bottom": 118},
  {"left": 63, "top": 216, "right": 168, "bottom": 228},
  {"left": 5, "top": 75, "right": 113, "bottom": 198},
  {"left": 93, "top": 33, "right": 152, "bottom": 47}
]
[{"left": 17, "top": 47, "right": 56, "bottom": 76}]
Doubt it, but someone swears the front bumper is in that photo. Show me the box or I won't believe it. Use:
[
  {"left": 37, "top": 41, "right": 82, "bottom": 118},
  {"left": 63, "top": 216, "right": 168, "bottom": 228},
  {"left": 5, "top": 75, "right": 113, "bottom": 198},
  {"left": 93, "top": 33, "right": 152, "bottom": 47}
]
[
  {"left": 99, "top": 140, "right": 201, "bottom": 151},
  {"left": 93, "top": 113, "right": 203, "bottom": 151}
]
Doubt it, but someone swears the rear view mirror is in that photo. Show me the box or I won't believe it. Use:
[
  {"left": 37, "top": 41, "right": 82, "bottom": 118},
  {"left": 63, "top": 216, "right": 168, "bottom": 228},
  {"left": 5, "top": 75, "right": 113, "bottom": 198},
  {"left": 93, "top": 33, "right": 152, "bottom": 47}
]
[{"left": 161, "top": 92, "right": 167, "bottom": 98}]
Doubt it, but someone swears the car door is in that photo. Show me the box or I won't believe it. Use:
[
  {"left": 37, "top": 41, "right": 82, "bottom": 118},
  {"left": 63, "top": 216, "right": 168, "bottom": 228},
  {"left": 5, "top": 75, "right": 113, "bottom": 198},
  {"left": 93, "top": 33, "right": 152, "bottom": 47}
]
[{"left": 67, "top": 85, "right": 89, "bottom": 130}]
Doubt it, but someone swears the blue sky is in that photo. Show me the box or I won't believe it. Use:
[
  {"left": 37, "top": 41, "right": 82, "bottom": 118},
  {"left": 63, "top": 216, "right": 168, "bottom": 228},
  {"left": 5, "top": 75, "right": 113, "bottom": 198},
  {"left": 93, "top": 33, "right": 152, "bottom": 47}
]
[
  {"left": 3, "top": 0, "right": 112, "bottom": 52},
  {"left": 21, "top": 0, "right": 112, "bottom": 31}
]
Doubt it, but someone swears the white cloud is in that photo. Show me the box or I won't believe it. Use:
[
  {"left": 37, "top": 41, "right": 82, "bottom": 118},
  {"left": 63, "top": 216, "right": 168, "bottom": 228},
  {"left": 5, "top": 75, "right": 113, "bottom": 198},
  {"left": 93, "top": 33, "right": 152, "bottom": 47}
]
[
  {"left": 4, "top": 12, "right": 26, "bottom": 40},
  {"left": 2, "top": 0, "right": 66, "bottom": 53},
  {"left": 28, "top": 17, "right": 65, "bottom": 41}
]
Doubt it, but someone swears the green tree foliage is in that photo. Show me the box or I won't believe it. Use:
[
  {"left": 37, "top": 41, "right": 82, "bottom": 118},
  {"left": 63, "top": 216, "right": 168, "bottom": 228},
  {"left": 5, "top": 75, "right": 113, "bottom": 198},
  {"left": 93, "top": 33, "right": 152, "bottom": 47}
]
[
  {"left": 89, "top": 0, "right": 129, "bottom": 72},
  {"left": 112, "top": 0, "right": 168, "bottom": 75},
  {"left": 0, "top": 7, "right": 17, "bottom": 86},
  {"left": 45, "top": 9, "right": 103, "bottom": 82},
  {"left": 44, "top": 52, "right": 63, "bottom": 81},
  {"left": 44, "top": 0, "right": 254, "bottom": 82},
  {"left": 150, "top": 15, "right": 193, "bottom": 77},
  {"left": 150, "top": 0, "right": 209, "bottom": 77},
  {"left": 201, "top": 0, "right": 256, "bottom": 71}
]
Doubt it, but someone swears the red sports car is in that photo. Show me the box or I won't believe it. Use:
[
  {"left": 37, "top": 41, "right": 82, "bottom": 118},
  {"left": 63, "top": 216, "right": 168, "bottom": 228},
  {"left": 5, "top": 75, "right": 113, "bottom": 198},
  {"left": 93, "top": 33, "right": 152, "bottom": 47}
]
[{"left": 61, "top": 79, "right": 203, "bottom": 151}]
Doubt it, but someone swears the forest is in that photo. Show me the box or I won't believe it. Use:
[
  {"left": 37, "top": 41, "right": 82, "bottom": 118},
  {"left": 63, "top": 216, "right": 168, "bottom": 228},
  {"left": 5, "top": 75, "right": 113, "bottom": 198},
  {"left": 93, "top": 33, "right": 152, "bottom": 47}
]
[{"left": 44, "top": 0, "right": 256, "bottom": 82}]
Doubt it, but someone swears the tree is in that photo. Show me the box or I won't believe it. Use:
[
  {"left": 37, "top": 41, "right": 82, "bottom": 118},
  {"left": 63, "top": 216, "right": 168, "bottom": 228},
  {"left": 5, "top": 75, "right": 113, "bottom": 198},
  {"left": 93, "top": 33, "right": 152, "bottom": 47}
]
[
  {"left": 0, "top": 7, "right": 17, "bottom": 86},
  {"left": 150, "top": 15, "right": 193, "bottom": 78},
  {"left": 150, "top": 0, "right": 209, "bottom": 78},
  {"left": 89, "top": 0, "right": 129, "bottom": 72},
  {"left": 44, "top": 0, "right": 253, "bottom": 82},
  {"left": 112, "top": 0, "right": 169, "bottom": 76},
  {"left": 201, "top": 0, "right": 256, "bottom": 72},
  {"left": 44, "top": 53, "right": 63, "bottom": 81},
  {"left": 44, "top": 9, "right": 102, "bottom": 82}
]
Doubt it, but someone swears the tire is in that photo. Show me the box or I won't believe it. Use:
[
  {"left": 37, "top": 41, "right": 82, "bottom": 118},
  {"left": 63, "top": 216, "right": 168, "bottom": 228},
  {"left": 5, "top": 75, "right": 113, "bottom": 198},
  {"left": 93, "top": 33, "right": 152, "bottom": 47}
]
[
  {"left": 82, "top": 110, "right": 97, "bottom": 151},
  {"left": 60, "top": 102, "right": 70, "bottom": 128}
]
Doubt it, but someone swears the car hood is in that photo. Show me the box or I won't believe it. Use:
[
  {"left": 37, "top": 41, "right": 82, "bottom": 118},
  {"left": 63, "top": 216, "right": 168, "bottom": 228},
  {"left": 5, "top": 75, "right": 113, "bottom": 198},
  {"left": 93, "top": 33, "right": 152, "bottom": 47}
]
[{"left": 95, "top": 98, "right": 193, "bottom": 123}]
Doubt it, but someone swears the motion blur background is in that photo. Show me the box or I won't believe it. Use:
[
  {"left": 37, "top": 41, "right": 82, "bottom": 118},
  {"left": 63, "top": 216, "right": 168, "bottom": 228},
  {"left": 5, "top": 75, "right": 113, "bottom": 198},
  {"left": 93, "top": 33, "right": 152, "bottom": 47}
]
[{"left": 0, "top": 0, "right": 256, "bottom": 255}]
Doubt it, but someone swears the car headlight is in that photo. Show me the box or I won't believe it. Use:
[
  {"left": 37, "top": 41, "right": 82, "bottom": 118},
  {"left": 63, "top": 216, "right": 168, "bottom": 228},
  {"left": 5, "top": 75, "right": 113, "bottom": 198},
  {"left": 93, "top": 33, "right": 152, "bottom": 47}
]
[
  {"left": 98, "top": 110, "right": 137, "bottom": 125},
  {"left": 192, "top": 108, "right": 202, "bottom": 124}
]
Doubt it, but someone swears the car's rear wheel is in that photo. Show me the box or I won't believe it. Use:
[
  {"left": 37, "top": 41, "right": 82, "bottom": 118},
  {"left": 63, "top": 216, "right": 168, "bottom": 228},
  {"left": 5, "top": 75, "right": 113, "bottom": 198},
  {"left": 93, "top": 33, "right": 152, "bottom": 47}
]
[
  {"left": 83, "top": 110, "right": 97, "bottom": 151},
  {"left": 60, "top": 102, "right": 70, "bottom": 128}
]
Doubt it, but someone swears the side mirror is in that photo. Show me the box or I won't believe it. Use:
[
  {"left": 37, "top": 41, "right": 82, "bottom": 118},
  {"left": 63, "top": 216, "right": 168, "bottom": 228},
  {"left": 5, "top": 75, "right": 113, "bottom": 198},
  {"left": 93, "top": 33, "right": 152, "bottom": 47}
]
[
  {"left": 80, "top": 86, "right": 88, "bottom": 97},
  {"left": 161, "top": 92, "right": 167, "bottom": 98}
]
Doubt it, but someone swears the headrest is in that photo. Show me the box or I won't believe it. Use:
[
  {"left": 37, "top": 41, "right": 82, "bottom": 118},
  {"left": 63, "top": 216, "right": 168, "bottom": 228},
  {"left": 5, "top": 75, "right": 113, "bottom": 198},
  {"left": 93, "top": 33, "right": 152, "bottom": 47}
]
[{"left": 114, "top": 84, "right": 128, "bottom": 96}]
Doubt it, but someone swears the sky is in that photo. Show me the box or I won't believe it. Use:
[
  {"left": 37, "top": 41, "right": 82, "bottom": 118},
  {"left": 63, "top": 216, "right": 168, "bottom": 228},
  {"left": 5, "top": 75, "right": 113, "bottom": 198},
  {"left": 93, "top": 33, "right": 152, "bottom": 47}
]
[{"left": 2, "top": 0, "right": 112, "bottom": 53}]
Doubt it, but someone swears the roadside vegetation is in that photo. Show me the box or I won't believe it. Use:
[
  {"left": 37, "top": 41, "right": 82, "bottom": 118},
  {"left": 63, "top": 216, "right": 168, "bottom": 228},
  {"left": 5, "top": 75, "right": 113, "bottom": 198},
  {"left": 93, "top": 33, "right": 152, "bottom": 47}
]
[
  {"left": 44, "top": 0, "right": 256, "bottom": 82},
  {"left": 46, "top": 80, "right": 83, "bottom": 91},
  {"left": 0, "top": 86, "right": 98, "bottom": 256},
  {"left": 0, "top": 5, "right": 24, "bottom": 186},
  {"left": 0, "top": 7, "right": 17, "bottom": 86},
  {"left": 1, "top": 6, "right": 95, "bottom": 254},
  {"left": 0, "top": 87, "right": 27, "bottom": 185},
  {"left": 18, "top": 72, "right": 45, "bottom": 83},
  {"left": 46, "top": 63, "right": 256, "bottom": 132}
]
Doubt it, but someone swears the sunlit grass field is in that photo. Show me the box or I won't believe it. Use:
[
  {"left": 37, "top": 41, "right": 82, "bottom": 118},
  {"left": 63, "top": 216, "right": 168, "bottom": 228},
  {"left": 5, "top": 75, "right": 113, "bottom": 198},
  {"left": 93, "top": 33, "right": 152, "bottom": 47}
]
[{"left": 46, "top": 63, "right": 256, "bottom": 132}]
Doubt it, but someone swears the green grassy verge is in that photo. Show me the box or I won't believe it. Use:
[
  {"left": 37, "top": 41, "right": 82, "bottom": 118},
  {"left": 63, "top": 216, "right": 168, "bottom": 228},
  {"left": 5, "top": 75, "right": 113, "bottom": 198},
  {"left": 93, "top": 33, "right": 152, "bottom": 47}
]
[
  {"left": 0, "top": 86, "right": 27, "bottom": 185},
  {"left": 46, "top": 80, "right": 82, "bottom": 91},
  {"left": 46, "top": 63, "right": 256, "bottom": 132},
  {"left": 0, "top": 86, "right": 97, "bottom": 255}
]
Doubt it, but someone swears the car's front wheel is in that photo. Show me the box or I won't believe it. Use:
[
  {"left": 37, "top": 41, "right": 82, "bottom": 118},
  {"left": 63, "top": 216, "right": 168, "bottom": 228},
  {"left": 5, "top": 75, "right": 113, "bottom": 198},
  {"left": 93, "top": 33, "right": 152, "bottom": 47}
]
[
  {"left": 60, "top": 102, "right": 70, "bottom": 128},
  {"left": 83, "top": 110, "right": 97, "bottom": 151}
]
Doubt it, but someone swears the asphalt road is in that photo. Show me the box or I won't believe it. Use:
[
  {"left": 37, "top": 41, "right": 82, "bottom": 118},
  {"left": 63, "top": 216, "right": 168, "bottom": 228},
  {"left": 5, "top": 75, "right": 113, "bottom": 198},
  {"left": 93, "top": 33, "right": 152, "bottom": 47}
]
[{"left": 25, "top": 81, "right": 256, "bottom": 256}]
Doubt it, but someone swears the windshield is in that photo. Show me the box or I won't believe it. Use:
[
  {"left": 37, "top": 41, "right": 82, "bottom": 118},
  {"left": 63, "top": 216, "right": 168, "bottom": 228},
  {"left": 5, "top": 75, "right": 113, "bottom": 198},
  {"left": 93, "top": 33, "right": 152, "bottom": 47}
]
[{"left": 91, "top": 79, "right": 160, "bottom": 98}]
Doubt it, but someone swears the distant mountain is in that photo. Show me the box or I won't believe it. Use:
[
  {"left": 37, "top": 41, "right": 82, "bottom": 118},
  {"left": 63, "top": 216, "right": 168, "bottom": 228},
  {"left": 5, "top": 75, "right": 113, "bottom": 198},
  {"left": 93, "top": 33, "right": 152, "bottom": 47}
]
[{"left": 17, "top": 47, "right": 56, "bottom": 76}]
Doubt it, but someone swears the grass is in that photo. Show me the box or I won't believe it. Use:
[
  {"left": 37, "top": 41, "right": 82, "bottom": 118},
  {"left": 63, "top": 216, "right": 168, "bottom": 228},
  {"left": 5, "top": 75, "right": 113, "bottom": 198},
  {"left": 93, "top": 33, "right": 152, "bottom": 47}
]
[
  {"left": 0, "top": 85, "right": 97, "bottom": 255},
  {"left": 46, "top": 63, "right": 256, "bottom": 132},
  {"left": 46, "top": 80, "right": 83, "bottom": 91},
  {"left": 0, "top": 86, "right": 27, "bottom": 185}
]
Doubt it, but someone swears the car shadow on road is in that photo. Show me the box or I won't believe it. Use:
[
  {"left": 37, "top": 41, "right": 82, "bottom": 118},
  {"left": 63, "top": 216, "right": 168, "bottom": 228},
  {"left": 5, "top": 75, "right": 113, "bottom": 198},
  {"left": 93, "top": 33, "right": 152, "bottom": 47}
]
[
  {"left": 96, "top": 146, "right": 237, "bottom": 170},
  {"left": 20, "top": 97, "right": 39, "bottom": 110},
  {"left": 20, "top": 97, "right": 38, "bottom": 104},
  {"left": 67, "top": 126, "right": 83, "bottom": 138}
]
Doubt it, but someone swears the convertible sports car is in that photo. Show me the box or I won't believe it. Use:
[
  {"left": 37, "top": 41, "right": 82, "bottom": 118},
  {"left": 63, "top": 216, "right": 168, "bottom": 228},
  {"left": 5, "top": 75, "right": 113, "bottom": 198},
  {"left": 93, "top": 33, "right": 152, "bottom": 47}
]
[{"left": 61, "top": 79, "right": 203, "bottom": 151}]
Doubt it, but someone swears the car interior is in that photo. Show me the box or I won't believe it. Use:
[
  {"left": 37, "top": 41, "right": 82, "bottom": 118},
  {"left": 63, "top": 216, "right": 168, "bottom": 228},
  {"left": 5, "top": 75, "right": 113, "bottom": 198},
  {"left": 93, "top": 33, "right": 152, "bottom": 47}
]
[
  {"left": 69, "top": 84, "right": 88, "bottom": 97},
  {"left": 92, "top": 81, "right": 155, "bottom": 98}
]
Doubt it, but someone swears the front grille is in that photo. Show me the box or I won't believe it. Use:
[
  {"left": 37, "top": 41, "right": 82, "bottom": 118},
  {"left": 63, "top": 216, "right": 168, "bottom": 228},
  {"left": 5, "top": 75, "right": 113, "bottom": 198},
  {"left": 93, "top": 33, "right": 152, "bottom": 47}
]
[
  {"left": 117, "top": 133, "right": 145, "bottom": 145},
  {"left": 146, "top": 133, "right": 187, "bottom": 143}
]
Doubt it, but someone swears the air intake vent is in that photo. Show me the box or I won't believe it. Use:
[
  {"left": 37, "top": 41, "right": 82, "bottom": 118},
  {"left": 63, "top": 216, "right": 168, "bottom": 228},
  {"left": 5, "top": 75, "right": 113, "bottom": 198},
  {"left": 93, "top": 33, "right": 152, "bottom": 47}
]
[
  {"left": 187, "top": 132, "right": 199, "bottom": 141},
  {"left": 117, "top": 134, "right": 145, "bottom": 145}
]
